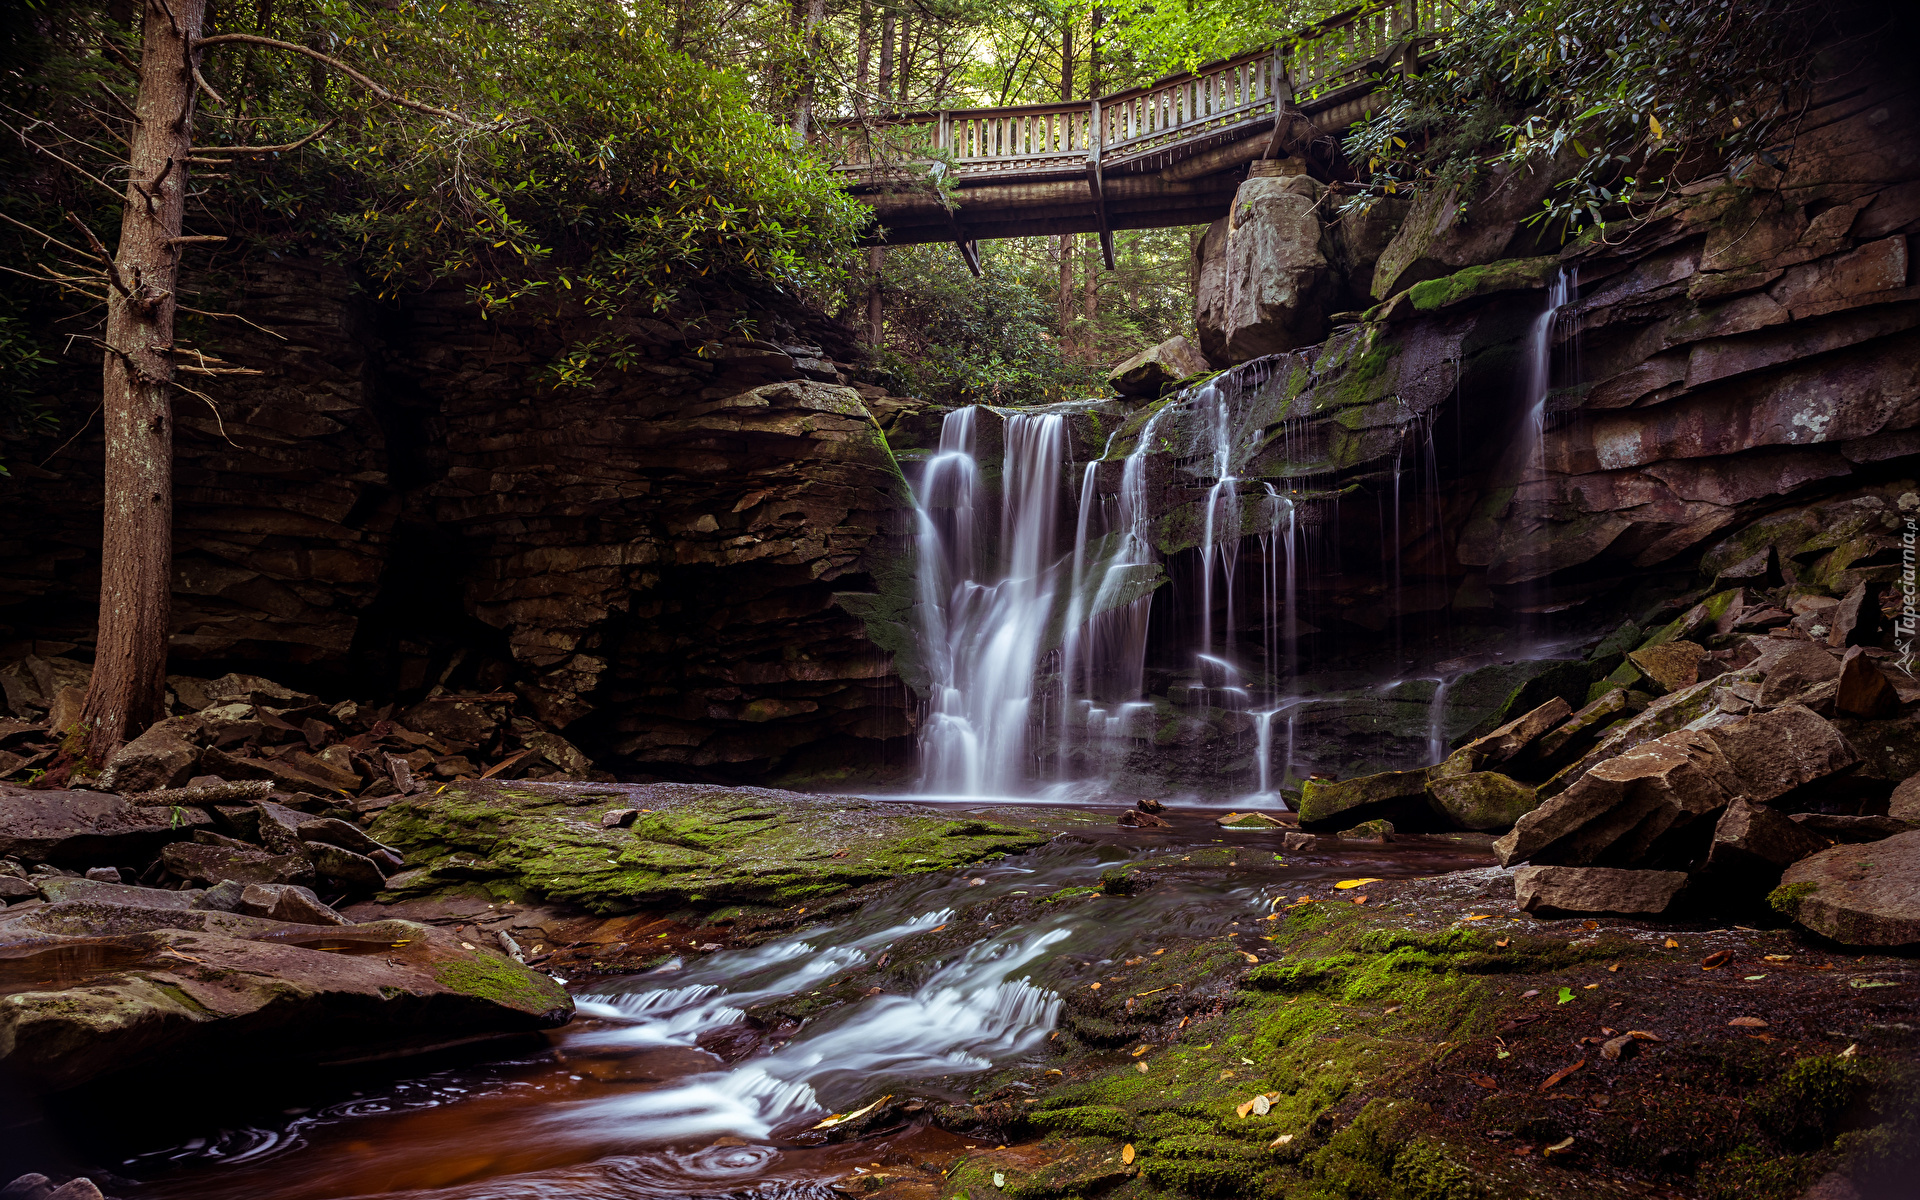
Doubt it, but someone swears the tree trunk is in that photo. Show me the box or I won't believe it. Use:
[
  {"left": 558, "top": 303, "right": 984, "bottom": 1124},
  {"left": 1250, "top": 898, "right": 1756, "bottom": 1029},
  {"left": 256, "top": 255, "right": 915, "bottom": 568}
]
[
  {"left": 877, "top": 11, "right": 895, "bottom": 115},
  {"left": 1056, "top": 234, "right": 1073, "bottom": 344},
  {"left": 792, "top": 0, "right": 827, "bottom": 137},
  {"left": 855, "top": 0, "right": 872, "bottom": 118},
  {"left": 866, "top": 246, "right": 884, "bottom": 345},
  {"left": 896, "top": 13, "right": 912, "bottom": 105},
  {"left": 1082, "top": 234, "right": 1100, "bottom": 359},
  {"left": 78, "top": 0, "right": 204, "bottom": 765}
]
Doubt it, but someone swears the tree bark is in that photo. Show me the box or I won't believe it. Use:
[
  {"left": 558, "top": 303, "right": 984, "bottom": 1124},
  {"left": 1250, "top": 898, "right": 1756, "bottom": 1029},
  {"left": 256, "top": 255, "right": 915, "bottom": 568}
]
[
  {"left": 866, "top": 246, "right": 884, "bottom": 345},
  {"left": 792, "top": 0, "right": 827, "bottom": 137},
  {"left": 1056, "top": 234, "right": 1073, "bottom": 344},
  {"left": 78, "top": 0, "right": 204, "bottom": 764},
  {"left": 877, "top": 11, "right": 895, "bottom": 115},
  {"left": 855, "top": 0, "right": 872, "bottom": 118}
]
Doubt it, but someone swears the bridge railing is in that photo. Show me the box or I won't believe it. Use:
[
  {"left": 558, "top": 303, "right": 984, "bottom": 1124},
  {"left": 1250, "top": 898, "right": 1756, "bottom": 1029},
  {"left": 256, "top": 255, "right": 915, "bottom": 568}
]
[{"left": 822, "top": 0, "right": 1453, "bottom": 182}]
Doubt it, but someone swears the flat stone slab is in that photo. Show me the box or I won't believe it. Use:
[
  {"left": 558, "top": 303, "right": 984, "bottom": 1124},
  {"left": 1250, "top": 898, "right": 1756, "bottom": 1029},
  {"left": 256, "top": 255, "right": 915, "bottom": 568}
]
[
  {"left": 369, "top": 781, "right": 1058, "bottom": 913},
  {"left": 1513, "top": 865, "right": 1689, "bottom": 916},
  {"left": 0, "top": 790, "right": 213, "bottom": 867},
  {"left": 1774, "top": 830, "right": 1920, "bottom": 947}
]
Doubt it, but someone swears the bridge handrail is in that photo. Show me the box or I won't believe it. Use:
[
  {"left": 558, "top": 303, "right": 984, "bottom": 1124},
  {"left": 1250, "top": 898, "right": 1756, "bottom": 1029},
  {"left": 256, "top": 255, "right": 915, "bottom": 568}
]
[{"left": 822, "top": 0, "right": 1453, "bottom": 179}]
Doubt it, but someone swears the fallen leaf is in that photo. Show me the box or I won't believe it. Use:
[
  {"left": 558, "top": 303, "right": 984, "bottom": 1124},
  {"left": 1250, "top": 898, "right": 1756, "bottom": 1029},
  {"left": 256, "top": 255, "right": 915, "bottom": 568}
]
[
  {"left": 1581, "top": 920, "right": 1599, "bottom": 930},
  {"left": 1840, "top": 1043, "right": 1858, "bottom": 1058},
  {"left": 994, "top": 1171, "right": 1006, "bottom": 1187},
  {"left": 1728, "top": 1017, "right": 1768, "bottom": 1028},
  {"left": 1353, "top": 895, "right": 1369, "bottom": 905},
  {"left": 1468, "top": 1073, "right": 1498, "bottom": 1090},
  {"left": 1607, "top": 963, "right": 1619, "bottom": 973},
  {"left": 1583, "top": 984, "right": 1600, "bottom": 990},
  {"left": 1044, "top": 1069, "right": 1063, "bottom": 1076},
  {"left": 1664, "top": 937, "right": 1680, "bottom": 949},
  {"left": 1557, "top": 987, "right": 1575, "bottom": 1004},
  {"left": 1240, "top": 951, "right": 1260, "bottom": 963},
  {"left": 1538, "top": 1059, "right": 1586, "bottom": 1092},
  {"left": 1543, "top": 1135, "right": 1576, "bottom": 1156},
  {"left": 1850, "top": 978, "right": 1899, "bottom": 989},
  {"left": 1701, "top": 950, "right": 1732, "bottom": 970},
  {"left": 811, "top": 1094, "right": 891, "bottom": 1130},
  {"left": 1764, "top": 954, "right": 1793, "bottom": 962},
  {"left": 1090, "top": 982, "right": 1101, "bottom": 990},
  {"left": 1496, "top": 938, "right": 1510, "bottom": 948},
  {"left": 1219, "top": 1069, "right": 1235, "bottom": 1081},
  {"left": 1334, "top": 879, "right": 1382, "bottom": 890},
  {"left": 1745, "top": 974, "right": 1767, "bottom": 981},
  {"left": 1269, "top": 1132, "right": 1294, "bottom": 1147},
  {"left": 1132, "top": 1045, "right": 1153, "bottom": 1057},
  {"left": 1627, "top": 1030, "right": 1663, "bottom": 1042},
  {"left": 1463, "top": 914, "right": 1490, "bottom": 921},
  {"left": 1122, "top": 1143, "right": 1136, "bottom": 1165},
  {"left": 1519, "top": 989, "right": 1540, "bottom": 999},
  {"left": 1135, "top": 1061, "right": 1148, "bottom": 1073}
]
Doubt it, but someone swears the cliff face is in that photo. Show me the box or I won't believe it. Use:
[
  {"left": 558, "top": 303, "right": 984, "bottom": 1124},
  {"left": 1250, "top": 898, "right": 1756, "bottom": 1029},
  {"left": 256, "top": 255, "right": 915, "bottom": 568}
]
[{"left": 0, "top": 266, "right": 918, "bottom": 783}]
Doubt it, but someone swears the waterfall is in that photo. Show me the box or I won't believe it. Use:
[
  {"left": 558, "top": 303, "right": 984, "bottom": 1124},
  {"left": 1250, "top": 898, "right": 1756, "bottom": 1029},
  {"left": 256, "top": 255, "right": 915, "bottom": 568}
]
[
  {"left": 1425, "top": 674, "right": 1453, "bottom": 763},
  {"left": 1512, "top": 268, "right": 1573, "bottom": 606},
  {"left": 916, "top": 408, "right": 1065, "bottom": 795}
]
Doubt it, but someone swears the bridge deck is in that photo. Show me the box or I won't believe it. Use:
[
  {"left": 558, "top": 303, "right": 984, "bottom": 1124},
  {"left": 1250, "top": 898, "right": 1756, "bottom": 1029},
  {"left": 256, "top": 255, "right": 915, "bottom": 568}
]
[{"left": 821, "top": 0, "right": 1454, "bottom": 260}]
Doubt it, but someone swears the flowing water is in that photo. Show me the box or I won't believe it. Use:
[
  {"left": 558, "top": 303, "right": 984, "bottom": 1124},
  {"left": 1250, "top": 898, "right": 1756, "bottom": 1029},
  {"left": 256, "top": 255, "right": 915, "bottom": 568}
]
[{"left": 114, "top": 809, "right": 1492, "bottom": 1200}]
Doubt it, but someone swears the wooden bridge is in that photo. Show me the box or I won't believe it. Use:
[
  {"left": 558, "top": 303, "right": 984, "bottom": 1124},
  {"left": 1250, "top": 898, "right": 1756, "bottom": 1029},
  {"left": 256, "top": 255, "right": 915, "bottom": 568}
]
[{"left": 819, "top": 0, "right": 1455, "bottom": 270}]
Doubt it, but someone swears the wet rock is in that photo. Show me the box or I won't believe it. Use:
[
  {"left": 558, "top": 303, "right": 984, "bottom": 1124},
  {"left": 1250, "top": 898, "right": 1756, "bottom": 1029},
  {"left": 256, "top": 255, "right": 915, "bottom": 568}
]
[
  {"left": 1513, "top": 865, "right": 1689, "bottom": 917},
  {"left": 191, "top": 878, "right": 247, "bottom": 912},
  {"left": 1455, "top": 698, "right": 1573, "bottom": 770},
  {"left": 128, "top": 780, "right": 274, "bottom": 807},
  {"left": 1626, "top": 641, "right": 1707, "bottom": 694},
  {"left": 84, "top": 866, "right": 121, "bottom": 882},
  {"left": 297, "top": 815, "right": 400, "bottom": 861},
  {"left": 237, "top": 882, "right": 352, "bottom": 925},
  {"left": 1108, "top": 335, "right": 1211, "bottom": 398},
  {"left": 1772, "top": 830, "right": 1920, "bottom": 946},
  {"left": 1529, "top": 689, "right": 1631, "bottom": 768},
  {"left": 46, "top": 1180, "right": 105, "bottom": 1200},
  {"left": 1426, "top": 772, "right": 1537, "bottom": 832},
  {"left": 0, "top": 916, "right": 570, "bottom": 1090},
  {"left": 1703, "top": 703, "right": 1859, "bottom": 803},
  {"left": 1544, "top": 671, "right": 1758, "bottom": 797},
  {"left": 98, "top": 719, "right": 202, "bottom": 793},
  {"left": 1757, "top": 642, "right": 1843, "bottom": 707},
  {"left": 1217, "top": 812, "right": 1285, "bottom": 828},
  {"left": 1297, "top": 768, "right": 1430, "bottom": 831},
  {"left": 35, "top": 877, "right": 193, "bottom": 908},
  {"left": 1281, "top": 832, "right": 1316, "bottom": 852},
  {"left": 306, "top": 842, "right": 388, "bottom": 891},
  {"left": 1118, "top": 809, "right": 1171, "bottom": 829},
  {"left": 1834, "top": 647, "right": 1900, "bottom": 718},
  {"left": 601, "top": 808, "right": 641, "bottom": 829},
  {"left": 1698, "top": 798, "right": 1830, "bottom": 891},
  {"left": 1496, "top": 730, "right": 1740, "bottom": 867},
  {"left": 369, "top": 780, "right": 1053, "bottom": 913},
  {"left": 200, "top": 672, "right": 319, "bottom": 710},
  {"left": 1890, "top": 772, "right": 1920, "bottom": 822},
  {"left": 1339, "top": 819, "right": 1395, "bottom": 842},
  {"left": 1136, "top": 797, "right": 1167, "bottom": 814},
  {"left": 0, "top": 790, "right": 213, "bottom": 867},
  {"left": 1788, "top": 813, "right": 1916, "bottom": 842},
  {"left": 0, "top": 876, "right": 37, "bottom": 902},
  {"left": 1826, "top": 581, "right": 1889, "bottom": 648},
  {"left": 160, "top": 841, "right": 315, "bottom": 888}
]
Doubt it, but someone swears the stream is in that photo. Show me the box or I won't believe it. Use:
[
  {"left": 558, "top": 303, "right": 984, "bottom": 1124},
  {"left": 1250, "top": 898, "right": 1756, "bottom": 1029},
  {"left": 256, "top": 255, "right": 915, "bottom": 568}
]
[{"left": 109, "top": 806, "right": 1492, "bottom": 1200}]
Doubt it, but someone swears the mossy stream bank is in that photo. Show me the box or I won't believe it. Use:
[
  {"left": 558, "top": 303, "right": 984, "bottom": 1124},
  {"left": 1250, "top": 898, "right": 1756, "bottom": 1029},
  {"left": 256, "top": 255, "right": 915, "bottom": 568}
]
[{"left": 96, "top": 805, "right": 1920, "bottom": 1200}]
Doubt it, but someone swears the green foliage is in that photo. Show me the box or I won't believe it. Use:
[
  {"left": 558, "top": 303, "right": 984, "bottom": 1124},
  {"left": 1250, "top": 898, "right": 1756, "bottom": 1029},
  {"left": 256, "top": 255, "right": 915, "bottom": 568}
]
[
  {"left": 1345, "top": 0, "right": 1830, "bottom": 236},
  {"left": 865, "top": 243, "right": 1100, "bottom": 405}
]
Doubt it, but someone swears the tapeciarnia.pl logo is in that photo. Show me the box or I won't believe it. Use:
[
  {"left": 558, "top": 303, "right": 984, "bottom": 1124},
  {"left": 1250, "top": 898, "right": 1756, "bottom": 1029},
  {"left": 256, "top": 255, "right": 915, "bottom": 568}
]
[{"left": 1898, "top": 510, "right": 1916, "bottom": 677}]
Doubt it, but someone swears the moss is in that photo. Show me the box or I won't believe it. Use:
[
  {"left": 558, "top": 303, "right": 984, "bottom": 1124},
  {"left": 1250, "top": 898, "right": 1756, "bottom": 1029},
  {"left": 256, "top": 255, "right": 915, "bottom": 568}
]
[
  {"left": 1405, "top": 255, "right": 1558, "bottom": 311},
  {"left": 1767, "top": 881, "right": 1819, "bottom": 918},
  {"left": 370, "top": 781, "right": 1051, "bottom": 914},
  {"left": 431, "top": 950, "right": 569, "bottom": 1014},
  {"left": 1697, "top": 1144, "right": 1822, "bottom": 1200},
  {"left": 1029, "top": 1104, "right": 1135, "bottom": 1139},
  {"left": 1755, "top": 1055, "right": 1876, "bottom": 1150}
]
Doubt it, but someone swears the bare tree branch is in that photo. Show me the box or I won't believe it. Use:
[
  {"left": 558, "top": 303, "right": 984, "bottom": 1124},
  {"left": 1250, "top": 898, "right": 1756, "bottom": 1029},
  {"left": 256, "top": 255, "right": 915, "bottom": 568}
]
[
  {"left": 193, "top": 33, "right": 514, "bottom": 128},
  {"left": 196, "top": 117, "right": 339, "bottom": 157},
  {"left": 0, "top": 116, "right": 130, "bottom": 202}
]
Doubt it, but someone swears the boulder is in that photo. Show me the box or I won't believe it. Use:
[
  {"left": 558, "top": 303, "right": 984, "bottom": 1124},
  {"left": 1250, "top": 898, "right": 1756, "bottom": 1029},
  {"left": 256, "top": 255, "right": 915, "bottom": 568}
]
[
  {"left": 1108, "top": 335, "right": 1211, "bottom": 398},
  {"left": 1281, "top": 832, "right": 1316, "bottom": 852},
  {"left": 1757, "top": 642, "right": 1842, "bottom": 707},
  {"left": 1217, "top": 811, "right": 1285, "bottom": 828},
  {"left": 236, "top": 882, "right": 351, "bottom": 926},
  {"left": 160, "top": 841, "right": 314, "bottom": 887},
  {"left": 306, "top": 842, "right": 388, "bottom": 891},
  {"left": 35, "top": 877, "right": 195, "bottom": 909},
  {"left": 1298, "top": 768, "right": 1430, "bottom": 831},
  {"left": 199, "top": 672, "right": 318, "bottom": 710},
  {"left": 401, "top": 694, "right": 510, "bottom": 747},
  {"left": 1426, "top": 772, "right": 1537, "bottom": 831},
  {"left": 1495, "top": 730, "right": 1741, "bottom": 867},
  {"left": 1788, "top": 813, "right": 1916, "bottom": 842},
  {"left": 1370, "top": 155, "right": 1568, "bottom": 299},
  {"left": 1890, "top": 771, "right": 1920, "bottom": 822},
  {"left": 1826, "top": 581, "right": 1889, "bottom": 648},
  {"left": 98, "top": 719, "right": 202, "bottom": 793},
  {"left": 1529, "top": 689, "right": 1631, "bottom": 768},
  {"left": 297, "top": 815, "right": 400, "bottom": 861},
  {"left": 1698, "top": 798, "right": 1830, "bottom": 891},
  {"left": 0, "top": 790, "right": 213, "bottom": 867},
  {"left": 1702, "top": 704, "right": 1859, "bottom": 803},
  {"left": 1626, "top": 642, "right": 1708, "bottom": 694},
  {"left": 1834, "top": 647, "right": 1899, "bottom": 718},
  {"left": 1455, "top": 698, "right": 1572, "bottom": 770},
  {"left": 1772, "top": 830, "right": 1920, "bottom": 946},
  {"left": 1117, "top": 808, "right": 1170, "bottom": 828},
  {"left": 0, "top": 915, "right": 570, "bottom": 1090},
  {"left": 1543, "top": 671, "right": 1758, "bottom": 797},
  {"left": 1513, "top": 866, "right": 1690, "bottom": 917},
  {"left": 0, "top": 877, "right": 38, "bottom": 903},
  {"left": 1211, "top": 173, "right": 1333, "bottom": 362}
]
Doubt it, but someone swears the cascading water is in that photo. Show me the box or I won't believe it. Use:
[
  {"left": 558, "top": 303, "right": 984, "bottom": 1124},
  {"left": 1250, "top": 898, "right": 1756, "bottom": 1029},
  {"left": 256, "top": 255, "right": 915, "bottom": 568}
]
[
  {"left": 916, "top": 408, "right": 1065, "bottom": 795},
  {"left": 1512, "top": 267, "right": 1573, "bottom": 611}
]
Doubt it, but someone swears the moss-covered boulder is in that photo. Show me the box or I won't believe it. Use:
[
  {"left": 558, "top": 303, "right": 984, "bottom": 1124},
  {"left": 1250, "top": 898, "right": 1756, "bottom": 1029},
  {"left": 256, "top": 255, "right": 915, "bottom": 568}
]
[
  {"left": 1426, "top": 771, "right": 1538, "bottom": 832},
  {"left": 368, "top": 780, "right": 1053, "bottom": 913},
  {"left": 1298, "top": 769, "right": 1430, "bottom": 831}
]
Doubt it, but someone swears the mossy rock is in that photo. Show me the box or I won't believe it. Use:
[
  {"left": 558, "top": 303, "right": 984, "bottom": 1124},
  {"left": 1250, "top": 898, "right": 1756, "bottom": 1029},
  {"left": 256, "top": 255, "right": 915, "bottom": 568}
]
[
  {"left": 369, "top": 780, "right": 1053, "bottom": 914},
  {"left": 1404, "top": 255, "right": 1560, "bottom": 312},
  {"left": 1425, "top": 772, "right": 1537, "bottom": 832}
]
